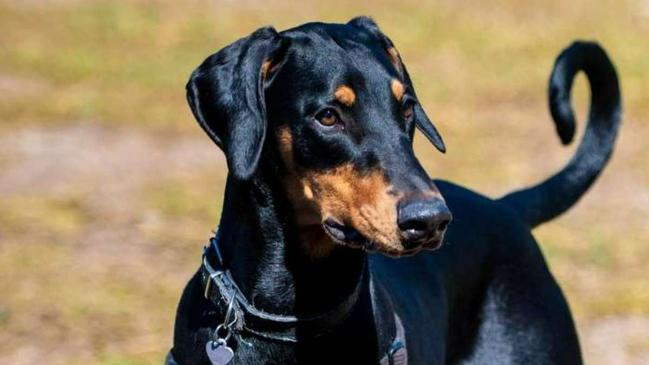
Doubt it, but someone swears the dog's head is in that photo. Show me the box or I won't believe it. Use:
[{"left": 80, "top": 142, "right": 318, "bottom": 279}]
[{"left": 187, "top": 17, "right": 451, "bottom": 258}]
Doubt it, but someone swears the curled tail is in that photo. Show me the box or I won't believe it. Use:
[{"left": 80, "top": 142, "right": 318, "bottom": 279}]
[{"left": 500, "top": 41, "right": 622, "bottom": 228}]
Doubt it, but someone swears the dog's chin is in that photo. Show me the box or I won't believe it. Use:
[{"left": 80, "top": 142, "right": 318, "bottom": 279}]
[{"left": 322, "top": 219, "right": 444, "bottom": 257}]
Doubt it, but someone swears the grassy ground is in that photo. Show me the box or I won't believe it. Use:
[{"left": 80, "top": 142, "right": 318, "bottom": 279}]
[{"left": 1, "top": 0, "right": 648, "bottom": 364}]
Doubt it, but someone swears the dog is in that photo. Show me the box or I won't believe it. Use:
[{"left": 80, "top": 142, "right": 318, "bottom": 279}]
[{"left": 167, "top": 17, "right": 621, "bottom": 365}]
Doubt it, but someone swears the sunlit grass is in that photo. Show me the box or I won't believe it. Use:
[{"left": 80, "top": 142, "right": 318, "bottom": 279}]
[
  {"left": 0, "top": 194, "right": 90, "bottom": 239},
  {"left": 2, "top": 0, "right": 647, "bottom": 130}
]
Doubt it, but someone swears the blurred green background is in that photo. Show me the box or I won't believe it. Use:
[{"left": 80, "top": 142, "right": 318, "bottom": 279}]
[{"left": 1, "top": 0, "right": 648, "bottom": 364}]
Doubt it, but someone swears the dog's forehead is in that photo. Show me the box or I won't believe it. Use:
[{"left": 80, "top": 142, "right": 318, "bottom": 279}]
[
  {"left": 279, "top": 23, "right": 393, "bottom": 80},
  {"left": 281, "top": 22, "right": 378, "bottom": 50}
]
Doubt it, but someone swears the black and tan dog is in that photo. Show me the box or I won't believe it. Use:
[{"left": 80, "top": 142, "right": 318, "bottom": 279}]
[{"left": 168, "top": 17, "right": 621, "bottom": 365}]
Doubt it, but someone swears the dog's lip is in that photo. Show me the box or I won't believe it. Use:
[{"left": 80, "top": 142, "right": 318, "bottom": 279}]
[
  {"left": 322, "top": 219, "right": 383, "bottom": 253},
  {"left": 422, "top": 237, "right": 444, "bottom": 251},
  {"left": 388, "top": 239, "right": 443, "bottom": 257},
  {"left": 323, "top": 218, "right": 364, "bottom": 246},
  {"left": 322, "top": 219, "right": 445, "bottom": 256}
]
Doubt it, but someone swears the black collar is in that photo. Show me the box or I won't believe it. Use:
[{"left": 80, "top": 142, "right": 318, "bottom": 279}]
[
  {"left": 195, "top": 235, "right": 408, "bottom": 364},
  {"left": 200, "top": 236, "right": 364, "bottom": 342}
]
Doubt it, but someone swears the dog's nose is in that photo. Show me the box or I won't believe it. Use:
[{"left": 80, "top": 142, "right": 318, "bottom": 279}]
[{"left": 397, "top": 198, "right": 452, "bottom": 247}]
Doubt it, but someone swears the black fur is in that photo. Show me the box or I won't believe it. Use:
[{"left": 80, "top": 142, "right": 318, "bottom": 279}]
[
  {"left": 501, "top": 42, "right": 622, "bottom": 228},
  {"left": 171, "top": 17, "right": 621, "bottom": 364}
]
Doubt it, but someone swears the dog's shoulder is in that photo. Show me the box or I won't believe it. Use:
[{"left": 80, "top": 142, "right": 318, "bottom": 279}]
[{"left": 434, "top": 179, "right": 538, "bottom": 256}]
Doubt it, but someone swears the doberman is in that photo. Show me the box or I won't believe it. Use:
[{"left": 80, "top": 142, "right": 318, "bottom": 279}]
[{"left": 168, "top": 17, "right": 621, "bottom": 365}]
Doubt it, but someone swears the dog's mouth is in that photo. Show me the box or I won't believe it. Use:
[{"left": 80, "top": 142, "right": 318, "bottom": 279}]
[
  {"left": 323, "top": 218, "right": 365, "bottom": 247},
  {"left": 322, "top": 218, "right": 443, "bottom": 257}
]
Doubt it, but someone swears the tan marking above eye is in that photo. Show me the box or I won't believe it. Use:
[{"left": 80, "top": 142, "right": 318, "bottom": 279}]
[
  {"left": 334, "top": 85, "right": 356, "bottom": 106},
  {"left": 391, "top": 79, "right": 405, "bottom": 102}
]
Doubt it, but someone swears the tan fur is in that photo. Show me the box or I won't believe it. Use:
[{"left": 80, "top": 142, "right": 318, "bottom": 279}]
[
  {"left": 334, "top": 85, "right": 356, "bottom": 106},
  {"left": 261, "top": 59, "right": 279, "bottom": 81},
  {"left": 386, "top": 47, "right": 403, "bottom": 74},
  {"left": 301, "top": 164, "right": 402, "bottom": 251},
  {"left": 276, "top": 126, "right": 402, "bottom": 258},
  {"left": 391, "top": 79, "right": 405, "bottom": 102},
  {"left": 276, "top": 126, "right": 294, "bottom": 169},
  {"left": 276, "top": 127, "right": 337, "bottom": 258}
]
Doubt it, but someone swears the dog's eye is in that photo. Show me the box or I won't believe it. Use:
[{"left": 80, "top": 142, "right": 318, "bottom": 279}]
[{"left": 315, "top": 108, "right": 341, "bottom": 127}]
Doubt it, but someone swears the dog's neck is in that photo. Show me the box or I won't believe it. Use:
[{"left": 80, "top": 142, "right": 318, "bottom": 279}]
[
  {"left": 214, "top": 174, "right": 366, "bottom": 317},
  {"left": 190, "top": 173, "right": 400, "bottom": 363}
]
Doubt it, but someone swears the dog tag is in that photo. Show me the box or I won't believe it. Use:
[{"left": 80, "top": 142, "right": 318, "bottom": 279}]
[{"left": 206, "top": 339, "right": 234, "bottom": 365}]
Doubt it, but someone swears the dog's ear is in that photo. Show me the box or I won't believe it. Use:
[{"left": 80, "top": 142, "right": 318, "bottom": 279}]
[
  {"left": 186, "top": 27, "right": 288, "bottom": 180},
  {"left": 348, "top": 16, "right": 446, "bottom": 153}
]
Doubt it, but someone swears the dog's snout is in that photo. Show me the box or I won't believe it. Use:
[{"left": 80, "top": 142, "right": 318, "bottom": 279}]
[{"left": 397, "top": 198, "right": 452, "bottom": 248}]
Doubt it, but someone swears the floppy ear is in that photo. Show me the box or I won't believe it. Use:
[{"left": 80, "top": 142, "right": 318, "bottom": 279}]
[
  {"left": 348, "top": 16, "right": 446, "bottom": 153},
  {"left": 186, "top": 27, "right": 287, "bottom": 180}
]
